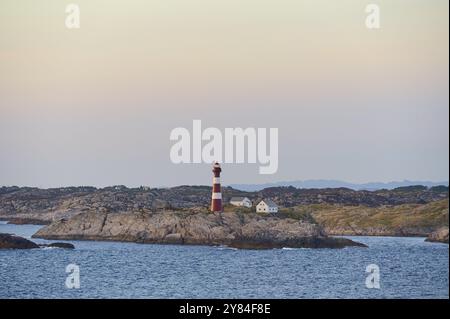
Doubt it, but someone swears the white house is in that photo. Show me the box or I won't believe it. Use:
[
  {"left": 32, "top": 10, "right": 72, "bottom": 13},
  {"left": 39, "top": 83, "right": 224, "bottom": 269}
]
[
  {"left": 229, "top": 197, "right": 252, "bottom": 208},
  {"left": 256, "top": 199, "right": 278, "bottom": 213}
]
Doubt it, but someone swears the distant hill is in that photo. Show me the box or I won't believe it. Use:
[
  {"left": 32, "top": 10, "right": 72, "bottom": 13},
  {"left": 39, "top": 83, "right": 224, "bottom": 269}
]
[
  {"left": 228, "top": 180, "right": 449, "bottom": 192},
  {"left": 0, "top": 184, "right": 448, "bottom": 225}
]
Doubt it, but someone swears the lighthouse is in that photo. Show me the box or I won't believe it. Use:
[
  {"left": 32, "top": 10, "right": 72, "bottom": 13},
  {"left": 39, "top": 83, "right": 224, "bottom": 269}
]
[{"left": 211, "top": 162, "right": 222, "bottom": 212}]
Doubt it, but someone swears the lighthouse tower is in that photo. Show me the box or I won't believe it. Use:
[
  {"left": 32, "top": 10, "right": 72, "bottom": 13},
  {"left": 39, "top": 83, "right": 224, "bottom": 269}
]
[{"left": 211, "top": 162, "right": 222, "bottom": 212}]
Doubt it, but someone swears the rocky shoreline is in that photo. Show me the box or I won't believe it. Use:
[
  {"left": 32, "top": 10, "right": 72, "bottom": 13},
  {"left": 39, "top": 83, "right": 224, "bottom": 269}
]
[{"left": 32, "top": 211, "right": 366, "bottom": 249}]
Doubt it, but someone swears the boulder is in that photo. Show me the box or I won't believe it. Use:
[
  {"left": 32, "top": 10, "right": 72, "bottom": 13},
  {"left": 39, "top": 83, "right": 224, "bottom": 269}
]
[{"left": 0, "top": 233, "right": 39, "bottom": 249}]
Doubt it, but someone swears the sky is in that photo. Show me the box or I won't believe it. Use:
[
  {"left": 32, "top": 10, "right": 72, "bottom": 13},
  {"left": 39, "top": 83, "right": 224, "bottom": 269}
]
[{"left": 0, "top": 0, "right": 448, "bottom": 188}]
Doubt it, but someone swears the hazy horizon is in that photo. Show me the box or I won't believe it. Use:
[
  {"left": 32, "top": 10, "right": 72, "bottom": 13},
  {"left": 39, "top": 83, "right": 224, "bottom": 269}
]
[
  {"left": 1, "top": 178, "right": 448, "bottom": 190},
  {"left": 1, "top": 0, "right": 448, "bottom": 188}
]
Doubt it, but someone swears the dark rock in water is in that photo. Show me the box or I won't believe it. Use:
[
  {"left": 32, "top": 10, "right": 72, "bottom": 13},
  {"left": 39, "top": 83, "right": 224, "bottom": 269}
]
[
  {"left": 49, "top": 242, "right": 75, "bottom": 249},
  {"left": 229, "top": 237, "right": 367, "bottom": 250},
  {"left": 0, "top": 233, "right": 75, "bottom": 249},
  {"left": 40, "top": 242, "right": 75, "bottom": 249},
  {"left": 426, "top": 227, "right": 449, "bottom": 244},
  {"left": 0, "top": 233, "right": 39, "bottom": 249}
]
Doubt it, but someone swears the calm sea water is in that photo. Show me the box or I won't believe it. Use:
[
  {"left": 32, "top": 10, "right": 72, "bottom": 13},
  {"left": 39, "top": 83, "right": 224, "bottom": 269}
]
[{"left": 0, "top": 221, "right": 448, "bottom": 299}]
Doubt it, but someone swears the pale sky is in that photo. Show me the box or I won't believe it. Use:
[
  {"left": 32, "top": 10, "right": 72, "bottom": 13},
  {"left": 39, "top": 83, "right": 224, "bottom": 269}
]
[{"left": 0, "top": 0, "right": 448, "bottom": 188}]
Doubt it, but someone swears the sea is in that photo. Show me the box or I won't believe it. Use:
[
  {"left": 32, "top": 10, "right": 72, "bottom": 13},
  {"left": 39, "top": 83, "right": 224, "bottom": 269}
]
[{"left": 0, "top": 221, "right": 448, "bottom": 299}]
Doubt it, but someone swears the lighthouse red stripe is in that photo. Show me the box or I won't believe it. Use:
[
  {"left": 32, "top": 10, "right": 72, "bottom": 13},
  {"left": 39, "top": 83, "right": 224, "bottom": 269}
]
[{"left": 211, "top": 162, "right": 222, "bottom": 212}]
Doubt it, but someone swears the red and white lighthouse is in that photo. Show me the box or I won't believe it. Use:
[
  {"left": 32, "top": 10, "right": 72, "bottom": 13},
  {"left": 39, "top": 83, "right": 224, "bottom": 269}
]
[{"left": 211, "top": 162, "right": 222, "bottom": 212}]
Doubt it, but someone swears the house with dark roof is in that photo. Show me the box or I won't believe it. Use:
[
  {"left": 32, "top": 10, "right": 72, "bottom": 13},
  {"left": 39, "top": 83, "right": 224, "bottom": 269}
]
[{"left": 256, "top": 199, "right": 278, "bottom": 213}]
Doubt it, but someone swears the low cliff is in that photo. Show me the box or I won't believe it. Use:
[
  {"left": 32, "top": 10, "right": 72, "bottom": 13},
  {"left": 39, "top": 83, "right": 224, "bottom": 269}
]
[
  {"left": 32, "top": 211, "right": 366, "bottom": 249},
  {"left": 426, "top": 227, "right": 449, "bottom": 244}
]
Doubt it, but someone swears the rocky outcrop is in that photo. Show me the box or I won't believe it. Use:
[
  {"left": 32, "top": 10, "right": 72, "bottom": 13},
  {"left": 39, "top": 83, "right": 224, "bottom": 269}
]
[
  {"left": 0, "top": 233, "right": 39, "bottom": 249},
  {"left": 426, "top": 227, "right": 449, "bottom": 244},
  {"left": 0, "top": 233, "right": 75, "bottom": 249},
  {"left": 32, "top": 211, "right": 366, "bottom": 249}
]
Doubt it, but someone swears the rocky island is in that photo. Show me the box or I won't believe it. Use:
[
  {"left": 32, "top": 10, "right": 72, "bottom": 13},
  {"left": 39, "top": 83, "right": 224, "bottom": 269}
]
[
  {"left": 1, "top": 184, "right": 448, "bottom": 248},
  {"left": 32, "top": 211, "right": 366, "bottom": 249}
]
